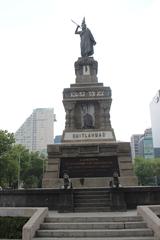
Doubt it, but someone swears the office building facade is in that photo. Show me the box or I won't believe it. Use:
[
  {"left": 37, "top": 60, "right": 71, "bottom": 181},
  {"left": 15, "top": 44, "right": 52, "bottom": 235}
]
[
  {"left": 138, "top": 128, "right": 154, "bottom": 159},
  {"left": 15, "top": 108, "right": 54, "bottom": 152},
  {"left": 131, "top": 129, "right": 154, "bottom": 160},
  {"left": 150, "top": 90, "right": 160, "bottom": 157},
  {"left": 130, "top": 134, "right": 143, "bottom": 161}
]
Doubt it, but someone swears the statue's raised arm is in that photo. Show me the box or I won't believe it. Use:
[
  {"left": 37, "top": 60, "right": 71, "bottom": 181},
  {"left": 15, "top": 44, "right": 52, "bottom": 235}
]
[{"left": 75, "top": 17, "right": 96, "bottom": 57}]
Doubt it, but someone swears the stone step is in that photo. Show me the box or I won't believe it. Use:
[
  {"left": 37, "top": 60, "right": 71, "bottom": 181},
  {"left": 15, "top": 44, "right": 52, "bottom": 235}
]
[
  {"left": 33, "top": 237, "right": 155, "bottom": 240},
  {"left": 36, "top": 228, "right": 153, "bottom": 238},
  {"left": 74, "top": 188, "right": 110, "bottom": 191},
  {"left": 74, "top": 206, "right": 111, "bottom": 212},
  {"left": 74, "top": 197, "right": 110, "bottom": 202},
  {"left": 74, "top": 194, "right": 110, "bottom": 199},
  {"left": 40, "top": 221, "right": 147, "bottom": 230},
  {"left": 74, "top": 189, "right": 110, "bottom": 192},
  {"left": 74, "top": 188, "right": 111, "bottom": 210},
  {"left": 74, "top": 199, "right": 110, "bottom": 204},
  {"left": 75, "top": 194, "right": 110, "bottom": 197},
  {"left": 74, "top": 202, "right": 109, "bottom": 207},
  {"left": 74, "top": 191, "right": 110, "bottom": 195},
  {"left": 45, "top": 216, "right": 143, "bottom": 223}
]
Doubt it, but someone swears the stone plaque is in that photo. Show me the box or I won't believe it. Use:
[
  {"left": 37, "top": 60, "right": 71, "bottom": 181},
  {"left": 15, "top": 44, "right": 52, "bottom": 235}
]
[
  {"left": 60, "top": 156, "right": 119, "bottom": 178},
  {"left": 63, "top": 131, "right": 114, "bottom": 141},
  {"left": 63, "top": 88, "right": 110, "bottom": 99}
]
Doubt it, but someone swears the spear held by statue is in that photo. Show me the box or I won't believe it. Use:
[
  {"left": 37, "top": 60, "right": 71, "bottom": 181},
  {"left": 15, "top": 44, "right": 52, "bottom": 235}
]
[{"left": 71, "top": 19, "right": 81, "bottom": 28}]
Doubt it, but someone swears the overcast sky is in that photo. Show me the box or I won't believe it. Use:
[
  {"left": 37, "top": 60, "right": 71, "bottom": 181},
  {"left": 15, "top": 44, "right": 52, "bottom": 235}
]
[{"left": 0, "top": 0, "right": 160, "bottom": 141}]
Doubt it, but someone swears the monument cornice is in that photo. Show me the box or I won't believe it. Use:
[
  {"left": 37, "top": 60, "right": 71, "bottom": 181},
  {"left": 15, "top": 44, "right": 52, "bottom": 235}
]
[{"left": 63, "top": 87, "right": 111, "bottom": 99}]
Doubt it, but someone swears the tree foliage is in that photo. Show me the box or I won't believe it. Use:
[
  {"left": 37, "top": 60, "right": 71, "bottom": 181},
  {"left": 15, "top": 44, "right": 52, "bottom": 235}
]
[
  {"left": 0, "top": 130, "right": 16, "bottom": 187},
  {"left": 0, "top": 130, "right": 15, "bottom": 155},
  {"left": 134, "top": 157, "right": 160, "bottom": 185},
  {"left": 0, "top": 129, "right": 46, "bottom": 189}
]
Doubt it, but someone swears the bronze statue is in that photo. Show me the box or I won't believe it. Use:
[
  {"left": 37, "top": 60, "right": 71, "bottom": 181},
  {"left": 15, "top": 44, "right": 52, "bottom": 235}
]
[
  {"left": 75, "top": 17, "right": 96, "bottom": 57},
  {"left": 63, "top": 171, "right": 72, "bottom": 189},
  {"left": 109, "top": 171, "right": 120, "bottom": 188}
]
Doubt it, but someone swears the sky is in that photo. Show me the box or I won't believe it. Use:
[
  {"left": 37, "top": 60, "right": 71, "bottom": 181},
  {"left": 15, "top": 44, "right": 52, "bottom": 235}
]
[{"left": 0, "top": 0, "right": 160, "bottom": 142}]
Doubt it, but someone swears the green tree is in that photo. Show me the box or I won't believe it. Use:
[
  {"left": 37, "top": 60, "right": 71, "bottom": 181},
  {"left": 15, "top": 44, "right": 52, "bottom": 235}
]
[
  {"left": 9, "top": 145, "right": 45, "bottom": 189},
  {"left": 134, "top": 157, "right": 160, "bottom": 185},
  {"left": 7, "top": 144, "right": 30, "bottom": 188},
  {"left": 0, "top": 130, "right": 15, "bottom": 155},
  {"left": 0, "top": 130, "right": 15, "bottom": 187},
  {"left": 21, "top": 151, "right": 45, "bottom": 188},
  {"left": 0, "top": 129, "right": 46, "bottom": 188}
]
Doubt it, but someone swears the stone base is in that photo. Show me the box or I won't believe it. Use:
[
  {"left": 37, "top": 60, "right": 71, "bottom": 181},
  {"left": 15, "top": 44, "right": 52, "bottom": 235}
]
[
  {"left": 74, "top": 57, "right": 98, "bottom": 84},
  {"left": 42, "top": 141, "right": 138, "bottom": 188},
  {"left": 43, "top": 176, "right": 138, "bottom": 189}
]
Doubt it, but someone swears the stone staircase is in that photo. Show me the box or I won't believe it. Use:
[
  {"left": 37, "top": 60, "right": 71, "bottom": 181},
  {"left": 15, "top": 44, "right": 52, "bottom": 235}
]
[
  {"left": 33, "top": 214, "right": 154, "bottom": 239},
  {"left": 73, "top": 188, "right": 111, "bottom": 212}
]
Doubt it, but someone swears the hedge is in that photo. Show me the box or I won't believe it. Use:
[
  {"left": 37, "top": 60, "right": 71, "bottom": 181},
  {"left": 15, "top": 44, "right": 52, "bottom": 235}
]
[{"left": 0, "top": 216, "right": 29, "bottom": 239}]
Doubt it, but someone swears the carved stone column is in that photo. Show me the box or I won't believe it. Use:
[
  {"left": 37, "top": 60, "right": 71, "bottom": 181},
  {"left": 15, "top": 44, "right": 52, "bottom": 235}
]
[
  {"left": 99, "top": 101, "right": 111, "bottom": 129},
  {"left": 63, "top": 102, "right": 76, "bottom": 130}
]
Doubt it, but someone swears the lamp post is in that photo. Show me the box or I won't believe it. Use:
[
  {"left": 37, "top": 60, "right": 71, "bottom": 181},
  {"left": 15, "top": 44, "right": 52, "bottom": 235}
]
[
  {"left": 42, "top": 156, "right": 45, "bottom": 178},
  {"left": 17, "top": 153, "right": 21, "bottom": 189},
  {"left": 53, "top": 113, "right": 57, "bottom": 143}
]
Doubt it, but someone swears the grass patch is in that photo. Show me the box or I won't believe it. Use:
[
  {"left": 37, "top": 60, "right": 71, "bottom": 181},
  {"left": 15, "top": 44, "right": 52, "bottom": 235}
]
[{"left": 0, "top": 216, "right": 29, "bottom": 239}]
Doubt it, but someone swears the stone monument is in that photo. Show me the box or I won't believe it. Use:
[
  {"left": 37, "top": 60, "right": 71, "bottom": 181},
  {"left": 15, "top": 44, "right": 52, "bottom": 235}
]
[{"left": 43, "top": 19, "right": 137, "bottom": 188}]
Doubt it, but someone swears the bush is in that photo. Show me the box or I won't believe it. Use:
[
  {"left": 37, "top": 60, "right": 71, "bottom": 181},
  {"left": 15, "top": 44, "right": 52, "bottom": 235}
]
[{"left": 0, "top": 216, "right": 29, "bottom": 239}]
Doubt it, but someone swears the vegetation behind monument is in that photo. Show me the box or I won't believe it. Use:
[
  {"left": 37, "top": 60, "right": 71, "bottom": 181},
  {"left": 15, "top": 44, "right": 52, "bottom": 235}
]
[
  {"left": 0, "top": 129, "right": 46, "bottom": 188},
  {"left": 134, "top": 157, "right": 160, "bottom": 186},
  {"left": 1, "top": 129, "right": 160, "bottom": 188}
]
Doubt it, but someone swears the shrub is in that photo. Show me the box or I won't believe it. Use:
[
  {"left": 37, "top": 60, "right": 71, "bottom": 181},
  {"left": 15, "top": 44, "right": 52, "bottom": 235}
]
[{"left": 0, "top": 216, "right": 29, "bottom": 239}]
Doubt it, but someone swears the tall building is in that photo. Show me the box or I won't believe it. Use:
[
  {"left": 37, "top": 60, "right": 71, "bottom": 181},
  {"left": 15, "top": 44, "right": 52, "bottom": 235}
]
[
  {"left": 130, "top": 134, "right": 143, "bottom": 161},
  {"left": 150, "top": 90, "right": 160, "bottom": 157},
  {"left": 15, "top": 108, "right": 54, "bottom": 152},
  {"left": 138, "top": 128, "right": 154, "bottom": 159},
  {"left": 54, "top": 135, "right": 62, "bottom": 144}
]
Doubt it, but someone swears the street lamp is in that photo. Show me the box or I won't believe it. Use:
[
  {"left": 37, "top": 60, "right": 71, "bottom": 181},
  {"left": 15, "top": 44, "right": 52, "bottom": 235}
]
[
  {"left": 53, "top": 113, "right": 57, "bottom": 143},
  {"left": 17, "top": 153, "right": 21, "bottom": 189}
]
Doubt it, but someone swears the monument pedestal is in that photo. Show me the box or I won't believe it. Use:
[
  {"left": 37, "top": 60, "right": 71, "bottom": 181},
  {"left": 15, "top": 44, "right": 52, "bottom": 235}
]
[
  {"left": 43, "top": 57, "right": 137, "bottom": 189},
  {"left": 43, "top": 142, "right": 137, "bottom": 188}
]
